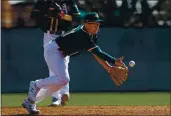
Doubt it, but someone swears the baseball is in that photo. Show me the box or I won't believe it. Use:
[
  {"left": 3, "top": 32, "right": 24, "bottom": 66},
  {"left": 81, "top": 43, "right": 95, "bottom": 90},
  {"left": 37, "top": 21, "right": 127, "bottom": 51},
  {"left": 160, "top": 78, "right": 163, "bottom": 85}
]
[{"left": 129, "top": 61, "right": 135, "bottom": 67}]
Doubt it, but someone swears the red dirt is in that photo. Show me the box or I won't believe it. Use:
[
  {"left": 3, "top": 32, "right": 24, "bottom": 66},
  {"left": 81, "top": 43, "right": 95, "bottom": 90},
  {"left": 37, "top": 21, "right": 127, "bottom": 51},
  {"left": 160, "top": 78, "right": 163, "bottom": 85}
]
[{"left": 2, "top": 106, "right": 170, "bottom": 116}]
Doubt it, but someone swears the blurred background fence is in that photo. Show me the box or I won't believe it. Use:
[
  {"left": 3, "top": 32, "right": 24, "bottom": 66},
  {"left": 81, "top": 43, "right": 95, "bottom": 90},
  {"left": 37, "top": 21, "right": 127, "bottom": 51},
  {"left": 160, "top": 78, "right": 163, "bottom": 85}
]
[
  {"left": 1, "top": 0, "right": 171, "bottom": 93},
  {"left": 2, "top": 0, "right": 171, "bottom": 28},
  {"left": 2, "top": 28, "right": 171, "bottom": 93}
]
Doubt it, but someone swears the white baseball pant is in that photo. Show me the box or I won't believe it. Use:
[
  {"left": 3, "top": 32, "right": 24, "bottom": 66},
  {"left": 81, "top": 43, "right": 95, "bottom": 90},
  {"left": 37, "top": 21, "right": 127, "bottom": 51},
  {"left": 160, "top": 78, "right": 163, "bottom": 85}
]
[{"left": 35, "top": 33, "right": 69, "bottom": 102}]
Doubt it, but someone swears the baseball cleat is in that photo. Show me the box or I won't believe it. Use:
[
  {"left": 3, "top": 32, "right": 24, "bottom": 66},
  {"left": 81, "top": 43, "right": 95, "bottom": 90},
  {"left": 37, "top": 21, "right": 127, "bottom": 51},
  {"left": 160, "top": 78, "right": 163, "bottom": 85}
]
[
  {"left": 49, "top": 97, "right": 61, "bottom": 106},
  {"left": 22, "top": 98, "right": 40, "bottom": 114},
  {"left": 61, "top": 94, "right": 69, "bottom": 106},
  {"left": 28, "top": 81, "right": 40, "bottom": 102}
]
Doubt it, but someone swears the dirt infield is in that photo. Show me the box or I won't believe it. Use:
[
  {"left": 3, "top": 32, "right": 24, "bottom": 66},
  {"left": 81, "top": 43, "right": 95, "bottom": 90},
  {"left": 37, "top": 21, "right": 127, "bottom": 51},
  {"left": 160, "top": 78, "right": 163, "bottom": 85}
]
[{"left": 2, "top": 106, "right": 170, "bottom": 116}]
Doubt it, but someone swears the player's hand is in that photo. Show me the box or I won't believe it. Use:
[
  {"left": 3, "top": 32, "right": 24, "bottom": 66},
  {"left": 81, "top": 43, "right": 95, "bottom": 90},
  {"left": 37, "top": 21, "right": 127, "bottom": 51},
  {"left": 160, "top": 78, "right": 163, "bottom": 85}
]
[{"left": 115, "top": 57, "right": 127, "bottom": 69}]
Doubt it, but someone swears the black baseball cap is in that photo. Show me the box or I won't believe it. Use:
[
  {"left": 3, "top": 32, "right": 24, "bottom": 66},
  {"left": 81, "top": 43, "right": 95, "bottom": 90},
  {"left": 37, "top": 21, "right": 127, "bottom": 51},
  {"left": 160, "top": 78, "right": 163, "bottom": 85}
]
[{"left": 84, "top": 12, "right": 103, "bottom": 23}]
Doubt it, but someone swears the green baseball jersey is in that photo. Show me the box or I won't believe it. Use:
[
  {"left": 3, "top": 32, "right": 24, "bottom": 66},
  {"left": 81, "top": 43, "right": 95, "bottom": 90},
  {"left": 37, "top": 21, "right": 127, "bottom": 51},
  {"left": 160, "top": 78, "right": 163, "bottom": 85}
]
[
  {"left": 56, "top": 25, "right": 98, "bottom": 56},
  {"left": 56, "top": 25, "right": 116, "bottom": 63}
]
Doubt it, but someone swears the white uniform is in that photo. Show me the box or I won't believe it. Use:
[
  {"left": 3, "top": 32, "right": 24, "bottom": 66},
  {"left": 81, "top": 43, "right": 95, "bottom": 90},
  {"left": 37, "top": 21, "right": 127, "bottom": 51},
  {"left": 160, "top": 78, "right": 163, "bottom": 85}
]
[{"left": 35, "top": 33, "right": 69, "bottom": 102}]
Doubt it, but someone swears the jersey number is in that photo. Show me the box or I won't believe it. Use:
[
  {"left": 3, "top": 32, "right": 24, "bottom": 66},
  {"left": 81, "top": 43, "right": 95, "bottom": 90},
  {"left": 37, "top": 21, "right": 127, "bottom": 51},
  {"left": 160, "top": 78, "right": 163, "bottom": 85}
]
[{"left": 49, "top": 17, "right": 58, "bottom": 32}]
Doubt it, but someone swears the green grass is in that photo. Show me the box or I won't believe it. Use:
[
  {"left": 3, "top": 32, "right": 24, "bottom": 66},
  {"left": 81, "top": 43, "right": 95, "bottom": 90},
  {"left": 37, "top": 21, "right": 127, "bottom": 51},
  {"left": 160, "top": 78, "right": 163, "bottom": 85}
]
[{"left": 1, "top": 92, "right": 170, "bottom": 107}]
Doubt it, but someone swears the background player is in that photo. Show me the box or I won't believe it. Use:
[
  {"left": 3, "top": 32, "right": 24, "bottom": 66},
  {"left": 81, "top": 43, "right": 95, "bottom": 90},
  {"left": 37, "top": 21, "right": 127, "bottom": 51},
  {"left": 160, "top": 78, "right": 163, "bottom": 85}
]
[
  {"left": 22, "top": 12, "right": 127, "bottom": 114},
  {"left": 31, "top": 0, "right": 81, "bottom": 106}
]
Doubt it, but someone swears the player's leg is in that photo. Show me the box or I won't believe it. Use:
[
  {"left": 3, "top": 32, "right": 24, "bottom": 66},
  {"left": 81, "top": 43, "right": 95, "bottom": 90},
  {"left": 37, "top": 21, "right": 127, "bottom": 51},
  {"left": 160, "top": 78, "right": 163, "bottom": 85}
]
[
  {"left": 44, "top": 33, "right": 64, "bottom": 106},
  {"left": 36, "top": 41, "right": 70, "bottom": 101},
  {"left": 51, "top": 83, "right": 69, "bottom": 106},
  {"left": 51, "top": 90, "right": 62, "bottom": 106},
  {"left": 22, "top": 40, "right": 70, "bottom": 114},
  {"left": 60, "top": 56, "right": 70, "bottom": 105},
  {"left": 60, "top": 83, "right": 69, "bottom": 105},
  {"left": 50, "top": 56, "right": 70, "bottom": 106},
  {"left": 49, "top": 69, "right": 62, "bottom": 106},
  {"left": 61, "top": 56, "right": 70, "bottom": 105},
  {"left": 51, "top": 85, "right": 70, "bottom": 106}
]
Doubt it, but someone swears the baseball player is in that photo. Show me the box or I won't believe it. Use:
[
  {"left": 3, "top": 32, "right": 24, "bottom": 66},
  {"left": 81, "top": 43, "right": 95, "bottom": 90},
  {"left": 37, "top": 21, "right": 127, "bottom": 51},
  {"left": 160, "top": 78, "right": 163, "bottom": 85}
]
[
  {"left": 22, "top": 12, "right": 127, "bottom": 114},
  {"left": 31, "top": 0, "right": 80, "bottom": 106}
]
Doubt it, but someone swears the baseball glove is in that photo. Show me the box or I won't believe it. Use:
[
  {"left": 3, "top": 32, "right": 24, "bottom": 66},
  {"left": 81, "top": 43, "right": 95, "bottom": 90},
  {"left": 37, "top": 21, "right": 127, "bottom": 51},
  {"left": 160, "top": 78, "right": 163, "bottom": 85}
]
[
  {"left": 92, "top": 54, "right": 129, "bottom": 87},
  {"left": 109, "top": 65, "right": 128, "bottom": 86}
]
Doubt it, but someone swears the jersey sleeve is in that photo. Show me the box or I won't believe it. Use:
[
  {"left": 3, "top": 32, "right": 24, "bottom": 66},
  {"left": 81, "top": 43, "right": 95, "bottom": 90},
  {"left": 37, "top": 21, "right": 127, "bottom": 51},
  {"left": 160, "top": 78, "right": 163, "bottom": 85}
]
[{"left": 90, "top": 46, "right": 116, "bottom": 64}]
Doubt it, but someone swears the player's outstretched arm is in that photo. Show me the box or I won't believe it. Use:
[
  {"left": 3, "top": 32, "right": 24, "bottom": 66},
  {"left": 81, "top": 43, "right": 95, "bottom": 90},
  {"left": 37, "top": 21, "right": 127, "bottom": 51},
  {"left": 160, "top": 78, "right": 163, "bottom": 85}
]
[
  {"left": 89, "top": 46, "right": 127, "bottom": 68},
  {"left": 88, "top": 46, "right": 116, "bottom": 64}
]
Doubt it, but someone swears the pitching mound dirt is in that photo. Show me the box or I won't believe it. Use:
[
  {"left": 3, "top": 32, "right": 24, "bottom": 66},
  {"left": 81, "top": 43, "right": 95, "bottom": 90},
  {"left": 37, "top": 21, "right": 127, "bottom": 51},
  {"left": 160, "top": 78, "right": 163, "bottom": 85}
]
[{"left": 2, "top": 106, "right": 170, "bottom": 115}]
